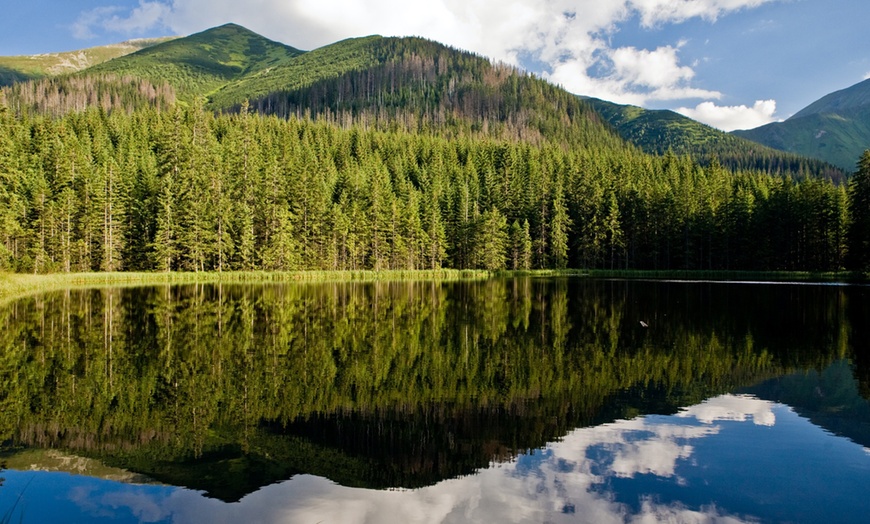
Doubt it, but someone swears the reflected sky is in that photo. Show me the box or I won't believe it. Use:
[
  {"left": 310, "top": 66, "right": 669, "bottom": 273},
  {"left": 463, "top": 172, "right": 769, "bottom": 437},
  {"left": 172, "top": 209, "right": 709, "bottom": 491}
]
[{"left": 4, "top": 394, "right": 870, "bottom": 523}]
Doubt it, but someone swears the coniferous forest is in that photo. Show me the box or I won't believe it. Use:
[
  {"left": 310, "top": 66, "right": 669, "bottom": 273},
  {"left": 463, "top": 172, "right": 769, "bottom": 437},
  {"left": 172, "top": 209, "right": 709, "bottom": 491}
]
[
  {"left": 1, "top": 92, "right": 869, "bottom": 274},
  {"left": 1, "top": 34, "right": 870, "bottom": 275}
]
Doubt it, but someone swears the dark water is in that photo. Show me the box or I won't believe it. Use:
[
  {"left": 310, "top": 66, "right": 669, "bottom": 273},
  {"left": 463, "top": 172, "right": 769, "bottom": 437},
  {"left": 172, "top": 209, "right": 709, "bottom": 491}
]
[{"left": 1, "top": 277, "right": 870, "bottom": 523}]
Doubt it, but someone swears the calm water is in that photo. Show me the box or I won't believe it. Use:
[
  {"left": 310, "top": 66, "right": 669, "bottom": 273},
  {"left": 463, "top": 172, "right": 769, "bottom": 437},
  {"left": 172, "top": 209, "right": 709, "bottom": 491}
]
[{"left": 1, "top": 277, "right": 869, "bottom": 523}]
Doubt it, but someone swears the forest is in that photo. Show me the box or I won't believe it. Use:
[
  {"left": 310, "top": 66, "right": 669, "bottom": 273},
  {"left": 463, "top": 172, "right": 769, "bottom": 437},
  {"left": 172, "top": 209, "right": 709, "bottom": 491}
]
[{"left": 1, "top": 75, "right": 869, "bottom": 274}]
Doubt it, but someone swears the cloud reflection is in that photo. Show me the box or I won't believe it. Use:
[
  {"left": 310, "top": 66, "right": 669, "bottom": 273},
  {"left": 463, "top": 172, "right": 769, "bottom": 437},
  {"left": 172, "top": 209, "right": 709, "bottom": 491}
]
[
  {"left": 677, "top": 394, "right": 776, "bottom": 426},
  {"left": 72, "top": 395, "right": 776, "bottom": 523}
]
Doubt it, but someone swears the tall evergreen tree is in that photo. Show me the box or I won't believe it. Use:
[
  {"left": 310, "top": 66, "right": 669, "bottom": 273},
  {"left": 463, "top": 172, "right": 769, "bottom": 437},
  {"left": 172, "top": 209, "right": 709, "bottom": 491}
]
[
  {"left": 478, "top": 207, "right": 508, "bottom": 270},
  {"left": 848, "top": 150, "right": 870, "bottom": 272},
  {"left": 550, "top": 180, "right": 571, "bottom": 269}
]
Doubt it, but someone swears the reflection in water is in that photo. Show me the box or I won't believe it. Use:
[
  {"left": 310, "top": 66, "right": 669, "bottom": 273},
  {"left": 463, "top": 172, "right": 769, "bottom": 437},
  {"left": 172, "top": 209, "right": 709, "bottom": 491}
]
[
  {"left": 0, "top": 278, "right": 869, "bottom": 522},
  {"left": 6, "top": 394, "right": 868, "bottom": 523}
]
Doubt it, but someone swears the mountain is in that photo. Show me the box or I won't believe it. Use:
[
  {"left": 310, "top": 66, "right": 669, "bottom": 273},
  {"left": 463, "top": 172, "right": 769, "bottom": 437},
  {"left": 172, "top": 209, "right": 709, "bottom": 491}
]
[
  {"left": 71, "top": 25, "right": 626, "bottom": 150},
  {"left": 791, "top": 79, "right": 870, "bottom": 119},
  {"left": 0, "top": 23, "right": 845, "bottom": 180},
  {"left": 82, "top": 23, "right": 303, "bottom": 99},
  {"left": 207, "top": 34, "right": 384, "bottom": 108},
  {"left": 585, "top": 96, "right": 847, "bottom": 181},
  {"left": 0, "top": 37, "right": 174, "bottom": 86},
  {"left": 0, "top": 24, "right": 857, "bottom": 275},
  {"left": 733, "top": 78, "right": 870, "bottom": 172}
]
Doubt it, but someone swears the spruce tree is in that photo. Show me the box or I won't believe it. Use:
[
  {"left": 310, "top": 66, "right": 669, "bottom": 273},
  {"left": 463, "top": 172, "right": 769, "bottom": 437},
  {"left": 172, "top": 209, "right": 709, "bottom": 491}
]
[{"left": 848, "top": 150, "right": 870, "bottom": 272}]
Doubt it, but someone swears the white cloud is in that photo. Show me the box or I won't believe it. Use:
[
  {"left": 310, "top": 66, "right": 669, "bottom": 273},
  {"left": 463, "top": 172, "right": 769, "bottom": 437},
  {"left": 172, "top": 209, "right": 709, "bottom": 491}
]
[
  {"left": 71, "top": 0, "right": 781, "bottom": 109},
  {"left": 629, "top": 0, "right": 774, "bottom": 27},
  {"left": 73, "top": 1, "right": 172, "bottom": 39},
  {"left": 71, "top": 7, "right": 123, "bottom": 40},
  {"left": 863, "top": 71, "right": 870, "bottom": 81},
  {"left": 102, "top": 1, "right": 172, "bottom": 35},
  {"left": 611, "top": 45, "right": 695, "bottom": 88},
  {"left": 675, "top": 99, "right": 779, "bottom": 131}
]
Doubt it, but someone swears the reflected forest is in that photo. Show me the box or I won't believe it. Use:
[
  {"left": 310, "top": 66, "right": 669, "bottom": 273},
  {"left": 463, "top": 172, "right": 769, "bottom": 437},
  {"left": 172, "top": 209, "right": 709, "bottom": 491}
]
[{"left": 1, "top": 278, "right": 867, "bottom": 499}]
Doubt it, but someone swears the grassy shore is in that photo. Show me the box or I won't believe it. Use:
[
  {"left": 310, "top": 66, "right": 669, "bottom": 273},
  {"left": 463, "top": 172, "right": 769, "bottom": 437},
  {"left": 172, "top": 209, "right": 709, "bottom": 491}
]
[
  {"left": 1, "top": 268, "right": 865, "bottom": 303},
  {"left": 0, "top": 269, "right": 495, "bottom": 302}
]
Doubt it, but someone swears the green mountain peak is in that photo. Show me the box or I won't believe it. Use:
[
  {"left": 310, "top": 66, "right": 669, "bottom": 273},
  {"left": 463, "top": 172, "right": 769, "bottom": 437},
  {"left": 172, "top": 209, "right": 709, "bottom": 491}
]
[
  {"left": 733, "top": 78, "right": 870, "bottom": 171},
  {"left": 81, "top": 23, "right": 304, "bottom": 99},
  {"left": 790, "top": 78, "right": 870, "bottom": 120}
]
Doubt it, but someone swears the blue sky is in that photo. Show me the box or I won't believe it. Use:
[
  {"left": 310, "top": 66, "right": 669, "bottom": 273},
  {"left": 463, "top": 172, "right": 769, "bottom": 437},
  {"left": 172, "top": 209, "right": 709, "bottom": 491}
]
[{"left": 2, "top": 0, "right": 868, "bottom": 131}]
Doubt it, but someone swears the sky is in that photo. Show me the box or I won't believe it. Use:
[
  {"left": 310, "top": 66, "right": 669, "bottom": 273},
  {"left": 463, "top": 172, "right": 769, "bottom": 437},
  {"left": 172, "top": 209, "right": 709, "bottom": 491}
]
[{"left": 1, "top": 0, "right": 868, "bottom": 131}]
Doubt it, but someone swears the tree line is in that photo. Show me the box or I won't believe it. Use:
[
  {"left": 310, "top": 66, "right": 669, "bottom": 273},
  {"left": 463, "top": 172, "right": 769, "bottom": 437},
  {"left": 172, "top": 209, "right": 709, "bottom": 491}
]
[{"left": 1, "top": 99, "right": 869, "bottom": 274}]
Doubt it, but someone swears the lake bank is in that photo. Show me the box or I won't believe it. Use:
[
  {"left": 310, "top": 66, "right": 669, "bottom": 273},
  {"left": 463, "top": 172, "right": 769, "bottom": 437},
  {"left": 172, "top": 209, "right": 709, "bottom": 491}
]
[
  {"left": 1, "top": 268, "right": 865, "bottom": 303},
  {"left": 0, "top": 269, "right": 494, "bottom": 303}
]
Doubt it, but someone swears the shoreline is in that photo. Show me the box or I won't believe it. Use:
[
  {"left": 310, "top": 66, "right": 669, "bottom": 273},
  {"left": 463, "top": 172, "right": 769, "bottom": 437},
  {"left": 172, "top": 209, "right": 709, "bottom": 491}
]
[{"left": 1, "top": 269, "right": 865, "bottom": 303}]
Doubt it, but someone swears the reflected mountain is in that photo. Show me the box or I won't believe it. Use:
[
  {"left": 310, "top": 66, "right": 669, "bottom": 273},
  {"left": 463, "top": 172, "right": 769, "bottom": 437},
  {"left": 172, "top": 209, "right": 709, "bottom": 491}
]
[
  {"left": 0, "top": 278, "right": 868, "bottom": 502},
  {"left": 746, "top": 359, "right": 870, "bottom": 448},
  {"left": 5, "top": 394, "right": 870, "bottom": 523}
]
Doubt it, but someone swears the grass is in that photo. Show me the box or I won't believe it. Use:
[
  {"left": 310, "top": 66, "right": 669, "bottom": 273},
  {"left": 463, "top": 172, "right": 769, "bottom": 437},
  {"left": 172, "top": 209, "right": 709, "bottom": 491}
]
[
  {"left": 2, "top": 268, "right": 865, "bottom": 304},
  {"left": 84, "top": 24, "right": 302, "bottom": 102},
  {"left": 0, "top": 269, "right": 494, "bottom": 303},
  {"left": 0, "top": 38, "right": 175, "bottom": 85}
]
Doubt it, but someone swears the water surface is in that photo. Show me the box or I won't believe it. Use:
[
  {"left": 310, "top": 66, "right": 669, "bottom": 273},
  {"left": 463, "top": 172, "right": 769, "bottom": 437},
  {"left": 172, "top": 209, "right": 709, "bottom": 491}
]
[{"left": 1, "top": 278, "right": 869, "bottom": 522}]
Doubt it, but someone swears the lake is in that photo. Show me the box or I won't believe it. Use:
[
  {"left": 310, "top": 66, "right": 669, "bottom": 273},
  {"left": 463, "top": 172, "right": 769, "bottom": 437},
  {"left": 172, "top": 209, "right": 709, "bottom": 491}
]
[{"left": 1, "top": 277, "right": 869, "bottom": 523}]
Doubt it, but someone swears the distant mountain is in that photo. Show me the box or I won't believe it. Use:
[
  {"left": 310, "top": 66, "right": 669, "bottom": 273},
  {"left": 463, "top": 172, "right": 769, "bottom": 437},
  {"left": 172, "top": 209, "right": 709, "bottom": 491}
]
[
  {"left": 734, "top": 78, "right": 870, "bottom": 172},
  {"left": 82, "top": 23, "right": 303, "bottom": 99},
  {"left": 584, "top": 96, "right": 847, "bottom": 181},
  {"left": 0, "top": 23, "right": 850, "bottom": 180},
  {"left": 0, "top": 37, "right": 174, "bottom": 86},
  {"left": 791, "top": 79, "right": 870, "bottom": 119}
]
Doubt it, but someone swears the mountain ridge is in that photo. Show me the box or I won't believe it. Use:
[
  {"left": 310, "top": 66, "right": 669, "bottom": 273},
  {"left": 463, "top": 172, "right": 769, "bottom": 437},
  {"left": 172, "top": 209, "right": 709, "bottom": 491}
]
[
  {"left": 0, "top": 23, "right": 857, "bottom": 180},
  {"left": 0, "top": 36, "right": 175, "bottom": 85},
  {"left": 583, "top": 96, "right": 847, "bottom": 181},
  {"left": 790, "top": 78, "right": 870, "bottom": 120},
  {"left": 733, "top": 77, "right": 870, "bottom": 171},
  {"left": 80, "top": 23, "right": 303, "bottom": 99}
]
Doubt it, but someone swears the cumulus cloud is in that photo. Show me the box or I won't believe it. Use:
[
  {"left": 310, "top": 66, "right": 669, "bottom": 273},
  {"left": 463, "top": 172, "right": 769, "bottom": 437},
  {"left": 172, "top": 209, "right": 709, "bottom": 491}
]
[
  {"left": 630, "top": 0, "right": 773, "bottom": 27},
  {"left": 102, "top": 1, "right": 172, "bottom": 35},
  {"left": 71, "top": 0, "right": 780, "bottom": 111},
  {"left": 73, "top": 1, "right": 172, "bottom": 39},
  {"left": 675, "top": 99, "right": 779, "bottom": 131},
  {"left": 71, "top": 7, "right": 124, "bottom": 40}
]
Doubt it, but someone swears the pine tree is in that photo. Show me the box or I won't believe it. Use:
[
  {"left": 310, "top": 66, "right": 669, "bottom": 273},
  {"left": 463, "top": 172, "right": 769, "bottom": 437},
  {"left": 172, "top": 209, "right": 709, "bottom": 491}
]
[
  {"left": 520, "top": 219, "right": 532, "bottom": 270},
  {"left": 478, "top": 207, "right": 508, "bottom": 270},
  {"left": 509, "top": 220, "right": 522, "bottom": 270},
  {"left": 605, "top": 191, "right": 624, "bottom": 270},
  {"left": 550, "top": 179, "right": 571, "bottom": 269},
  {"left": 848, "top": 150, "right": 870, "bottom": 272}
]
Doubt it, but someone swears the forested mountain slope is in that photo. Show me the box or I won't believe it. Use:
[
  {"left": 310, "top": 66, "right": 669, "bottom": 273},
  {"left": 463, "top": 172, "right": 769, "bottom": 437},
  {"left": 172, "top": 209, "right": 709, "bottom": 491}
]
[
  {"left": 81, "top": 23, "right": 303, "bottom": 99},
  {"left": 67, "top": 24, "right": 846, "bottom": 180},
  {"left": 585, "top": 97, "right": 847, "bottom": 182},
  {"left": 734, "top": 79, "right": 870, "bottom": 171},
  {"left": 78, "top": 28, "right": 625, "bottom": 151},
  {"left": 1, "top": 24, "right": 868, "bottom": 275},
  {"left": 0, "top": 103, "right": 855, "bottom": 274}
]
